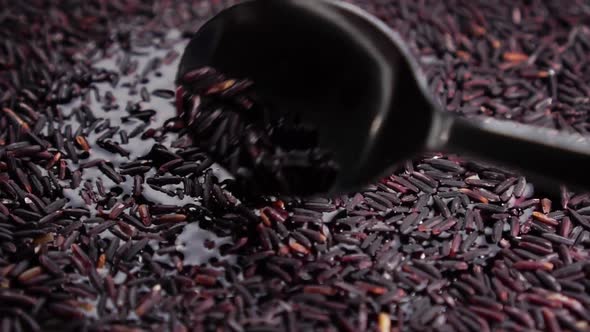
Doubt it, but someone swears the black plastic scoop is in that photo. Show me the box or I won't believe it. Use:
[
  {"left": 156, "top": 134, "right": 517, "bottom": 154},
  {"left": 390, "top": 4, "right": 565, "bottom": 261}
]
[{"left": 177, "top": 0, "right": 590, "bottom": 196}]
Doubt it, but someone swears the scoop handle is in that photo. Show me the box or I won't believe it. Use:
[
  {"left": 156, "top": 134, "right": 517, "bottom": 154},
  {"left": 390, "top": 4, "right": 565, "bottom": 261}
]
[{"left": 430, "top": 112, "right": 590, "bottom": 191}]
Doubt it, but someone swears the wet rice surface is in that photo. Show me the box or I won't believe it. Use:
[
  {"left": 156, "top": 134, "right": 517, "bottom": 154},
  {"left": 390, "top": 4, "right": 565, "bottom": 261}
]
[{"left": 0, "top": 0, "right": 589, "bottom": 331}]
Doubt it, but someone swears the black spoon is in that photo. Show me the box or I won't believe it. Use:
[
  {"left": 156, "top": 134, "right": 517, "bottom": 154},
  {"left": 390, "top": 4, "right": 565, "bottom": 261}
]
[{"left": 177, "top": 0, "right": 590, "bottom": 196}]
